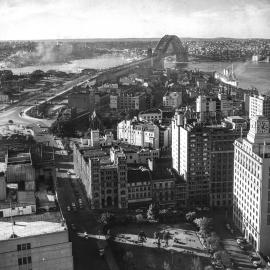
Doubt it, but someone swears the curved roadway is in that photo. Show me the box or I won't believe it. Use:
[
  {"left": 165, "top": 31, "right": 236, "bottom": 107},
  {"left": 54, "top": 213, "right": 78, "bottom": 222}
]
[{"left": 0, "top": 74, "right": 97, "bottom": 127}]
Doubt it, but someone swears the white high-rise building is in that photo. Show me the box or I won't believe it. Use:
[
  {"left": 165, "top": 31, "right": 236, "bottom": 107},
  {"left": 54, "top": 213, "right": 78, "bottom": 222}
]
[
  {"left": 171, "top": 110, "right": 184, "bottom": 173},
  {"left": 233, "top": 115, "right": 270, "bottom": 254},
  {"left": 249, "top": 94, "right": 270, "bottom": 119}
]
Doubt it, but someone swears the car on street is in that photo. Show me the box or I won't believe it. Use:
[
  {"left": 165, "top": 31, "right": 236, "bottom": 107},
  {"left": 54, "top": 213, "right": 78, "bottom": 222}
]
[
  {"left": 249, "top": 253, "right": 261, "bottom": 262},
  {"left": 83, "top": 232, "right": 89, "bottom": 239},
  {"left": 236, "top": 237, "right": 247, "bottom": 245},
  {"left": 72, "top": 202, "right": 77, "bottom": 211},
  {"left": 253, "top": 260, "right": 262, "bottom": 267}
]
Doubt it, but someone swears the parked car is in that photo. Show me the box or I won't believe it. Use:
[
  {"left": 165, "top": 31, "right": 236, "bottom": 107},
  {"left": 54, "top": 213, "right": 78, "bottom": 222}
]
[
  {"left": 249, "top": 253, "right": 261, "bottom": 262},
  {"left": 253, "top": 260, "right": 262, "bottom": 267},
  {"left": 71, "top": 203, "right": 77, "bottom": 211},
  {"left": 236, "top": 237, "right": 247, "bottom": 245}
]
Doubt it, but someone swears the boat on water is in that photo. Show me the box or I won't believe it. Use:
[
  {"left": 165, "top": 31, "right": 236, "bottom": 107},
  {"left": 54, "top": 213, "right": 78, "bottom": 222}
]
[
  {"left": 214, "top": 64, "right": 239, "bottom": 87},
  {"left": 252, "top": 55, "right": 270, "bottom": 63}
]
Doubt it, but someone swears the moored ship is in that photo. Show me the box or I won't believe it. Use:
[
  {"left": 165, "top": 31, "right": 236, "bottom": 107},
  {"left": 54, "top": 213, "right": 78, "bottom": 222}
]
[
  {"left": 214, "top": 64, "right": 239, "bottom": 87},
  {"left": 252, "top": 54, "right": 270, "bottom": 62}
]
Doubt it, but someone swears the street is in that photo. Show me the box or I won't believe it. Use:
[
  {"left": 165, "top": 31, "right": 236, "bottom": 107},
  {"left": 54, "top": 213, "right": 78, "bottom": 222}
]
[{"left": 213, "top": 211, "right": 256, "bottom": 270}]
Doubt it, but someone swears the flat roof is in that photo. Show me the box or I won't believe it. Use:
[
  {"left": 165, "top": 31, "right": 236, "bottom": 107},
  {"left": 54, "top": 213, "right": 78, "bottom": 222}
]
[{"left": 0, "top": 212, "right": 65, "bottom": 241}]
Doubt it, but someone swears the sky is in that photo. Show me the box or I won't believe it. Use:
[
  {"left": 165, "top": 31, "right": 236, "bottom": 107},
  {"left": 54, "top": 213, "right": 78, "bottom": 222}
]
[{"left": 0, "top": 0, "right": 270, "bottom": 40}]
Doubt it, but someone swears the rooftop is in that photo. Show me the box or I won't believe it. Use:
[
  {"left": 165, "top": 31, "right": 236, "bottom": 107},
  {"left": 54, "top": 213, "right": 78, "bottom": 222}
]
[
  {"left": 7, "top": 151, "right": 31, "bottom": 165},
  {"left": 139, "top": 108, "right": 161, "bottom": 115},
  {"left": 128, "top": 167, "right": 151, "bottom": 183},
  {"left": 0, "top": 212, "right": 65, "bottom": 241}
]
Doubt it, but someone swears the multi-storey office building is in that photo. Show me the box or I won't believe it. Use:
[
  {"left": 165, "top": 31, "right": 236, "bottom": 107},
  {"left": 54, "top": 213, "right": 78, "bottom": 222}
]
[
  {"left": 127, "top": 167, "right": 152, "bottom": 208},
  {"left": 249, "top": 94, "right": 270, "bottom": 120},
  {"left": 172, "top": 110, "right": 245, "bottom": 207},
  {"left": 73, "top": 143, "right": 128, "bottom": 209},
  {"left": 110, "top": 144, "right": 160, "bottom": 165},
  {"left": 233, "top": 115, "right": 270, "bottom": 254},
  {"left": 117, "top": 119, "right": 160, "bottom": 149},
  {"left": 163, "top": 91, "right": 182, "bottom": 109},
  {"left": 0, "top": 213, "right": 73, "bottom": 270},
  {"left": 110, "top": 92, "right": 146, "bottom": 111},
  {"left": 148, "top": 158, "right": 187, "bottom": 208}
]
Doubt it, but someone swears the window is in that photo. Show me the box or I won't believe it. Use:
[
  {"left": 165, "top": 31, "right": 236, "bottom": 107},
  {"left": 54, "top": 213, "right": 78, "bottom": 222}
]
[
  {"left": 267, "top": 215, "right": 270, "bottom": 225},
  {"left": 26, "top": 243, "right": 31, "bottom": 250},
  {"left": 27, "top": 256, "right": 32, "bottom": 264},
  {"left": 18, "top": 258, "right": 22, "bottom": 265},
  {"left": 17, "top": 244, "right": 21, "bottom": 251}
]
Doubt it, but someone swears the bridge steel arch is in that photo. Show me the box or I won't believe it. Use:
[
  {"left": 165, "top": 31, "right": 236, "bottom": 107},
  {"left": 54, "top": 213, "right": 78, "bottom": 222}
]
[{"left": 153, "top": 35, "right": 187, "bottom": 63}]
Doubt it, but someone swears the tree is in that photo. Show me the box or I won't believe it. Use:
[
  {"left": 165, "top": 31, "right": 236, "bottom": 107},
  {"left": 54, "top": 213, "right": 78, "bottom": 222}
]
[
  {"left": 206, "top": 232, "right": 221, "bottom": 251},
  {"left": 213, "top": 251, "right": 231, "bottom": 267},
  {"left": 99, "top": 212, "right": 114, "bottom": 226},
  {"left": 147, "top": 204, "right": 155, "bottom": 220},
  {"left": 185, "top": 211, "right": 196, "bottom": 222},
  {"left": 194, "top": 217, "right": 213, "bottom": 234}
]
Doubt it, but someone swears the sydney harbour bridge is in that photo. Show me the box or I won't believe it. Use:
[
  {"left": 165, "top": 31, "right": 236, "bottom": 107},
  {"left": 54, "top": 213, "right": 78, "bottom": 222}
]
[{"left": 96, "top": 35, "right": 188, "bottom": 83}]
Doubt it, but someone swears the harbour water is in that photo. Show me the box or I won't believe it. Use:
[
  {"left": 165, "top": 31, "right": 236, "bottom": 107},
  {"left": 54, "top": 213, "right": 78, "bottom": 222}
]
[
  {"left": 2, "top": 54, "right": 129, "bottom": 75},
  {"left": 187, "top": 61, "right": 270, "bottom": 93},
  {"left": 1, "top": 55, "right": 269, "bottom": 93}
]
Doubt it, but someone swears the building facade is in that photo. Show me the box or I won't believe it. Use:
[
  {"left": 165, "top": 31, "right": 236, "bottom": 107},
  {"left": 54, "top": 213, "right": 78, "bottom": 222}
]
[
  {"left": 0, "top": 216, "right": 73, "bottom": 270},
  {"left": 163, "top": 91, "right": 182, "bottom": 108},
  {"left": 172, "top": 111, "right": 244, "bottom": 207},
  {"left": 249, "top": 94, "right": 270, "bottom": 120},
  {"left": 110, "top": 92, "right": 146, "bottom": 111},
  {"left": 127, "top": 167, "right": 152, "bottom": 208},
  {"left": 117, "top": 119, "right": 160, "bottom": 149},
  {"left": 73, "top": 143, "right": 128, "bottom": 209},
  {"left": 233, "top": 115, "right": 270, "bottom": 254}
]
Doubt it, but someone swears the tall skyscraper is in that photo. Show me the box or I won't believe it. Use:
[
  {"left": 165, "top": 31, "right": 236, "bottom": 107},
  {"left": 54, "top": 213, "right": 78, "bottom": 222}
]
[
  {"left": 172, "top": 113, "right": 245, "bottom": 207},
  {"left": 249, "top": 94, "right": 270, "bottom": 119},
  {"left": 233, "top": 115, "right": 270, "bottom": 254}
]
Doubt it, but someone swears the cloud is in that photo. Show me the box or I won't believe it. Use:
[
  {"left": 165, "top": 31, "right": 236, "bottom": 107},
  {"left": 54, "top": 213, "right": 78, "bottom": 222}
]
[{"left": 0, "top": 0, "right": 269, "bottom": 39}]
